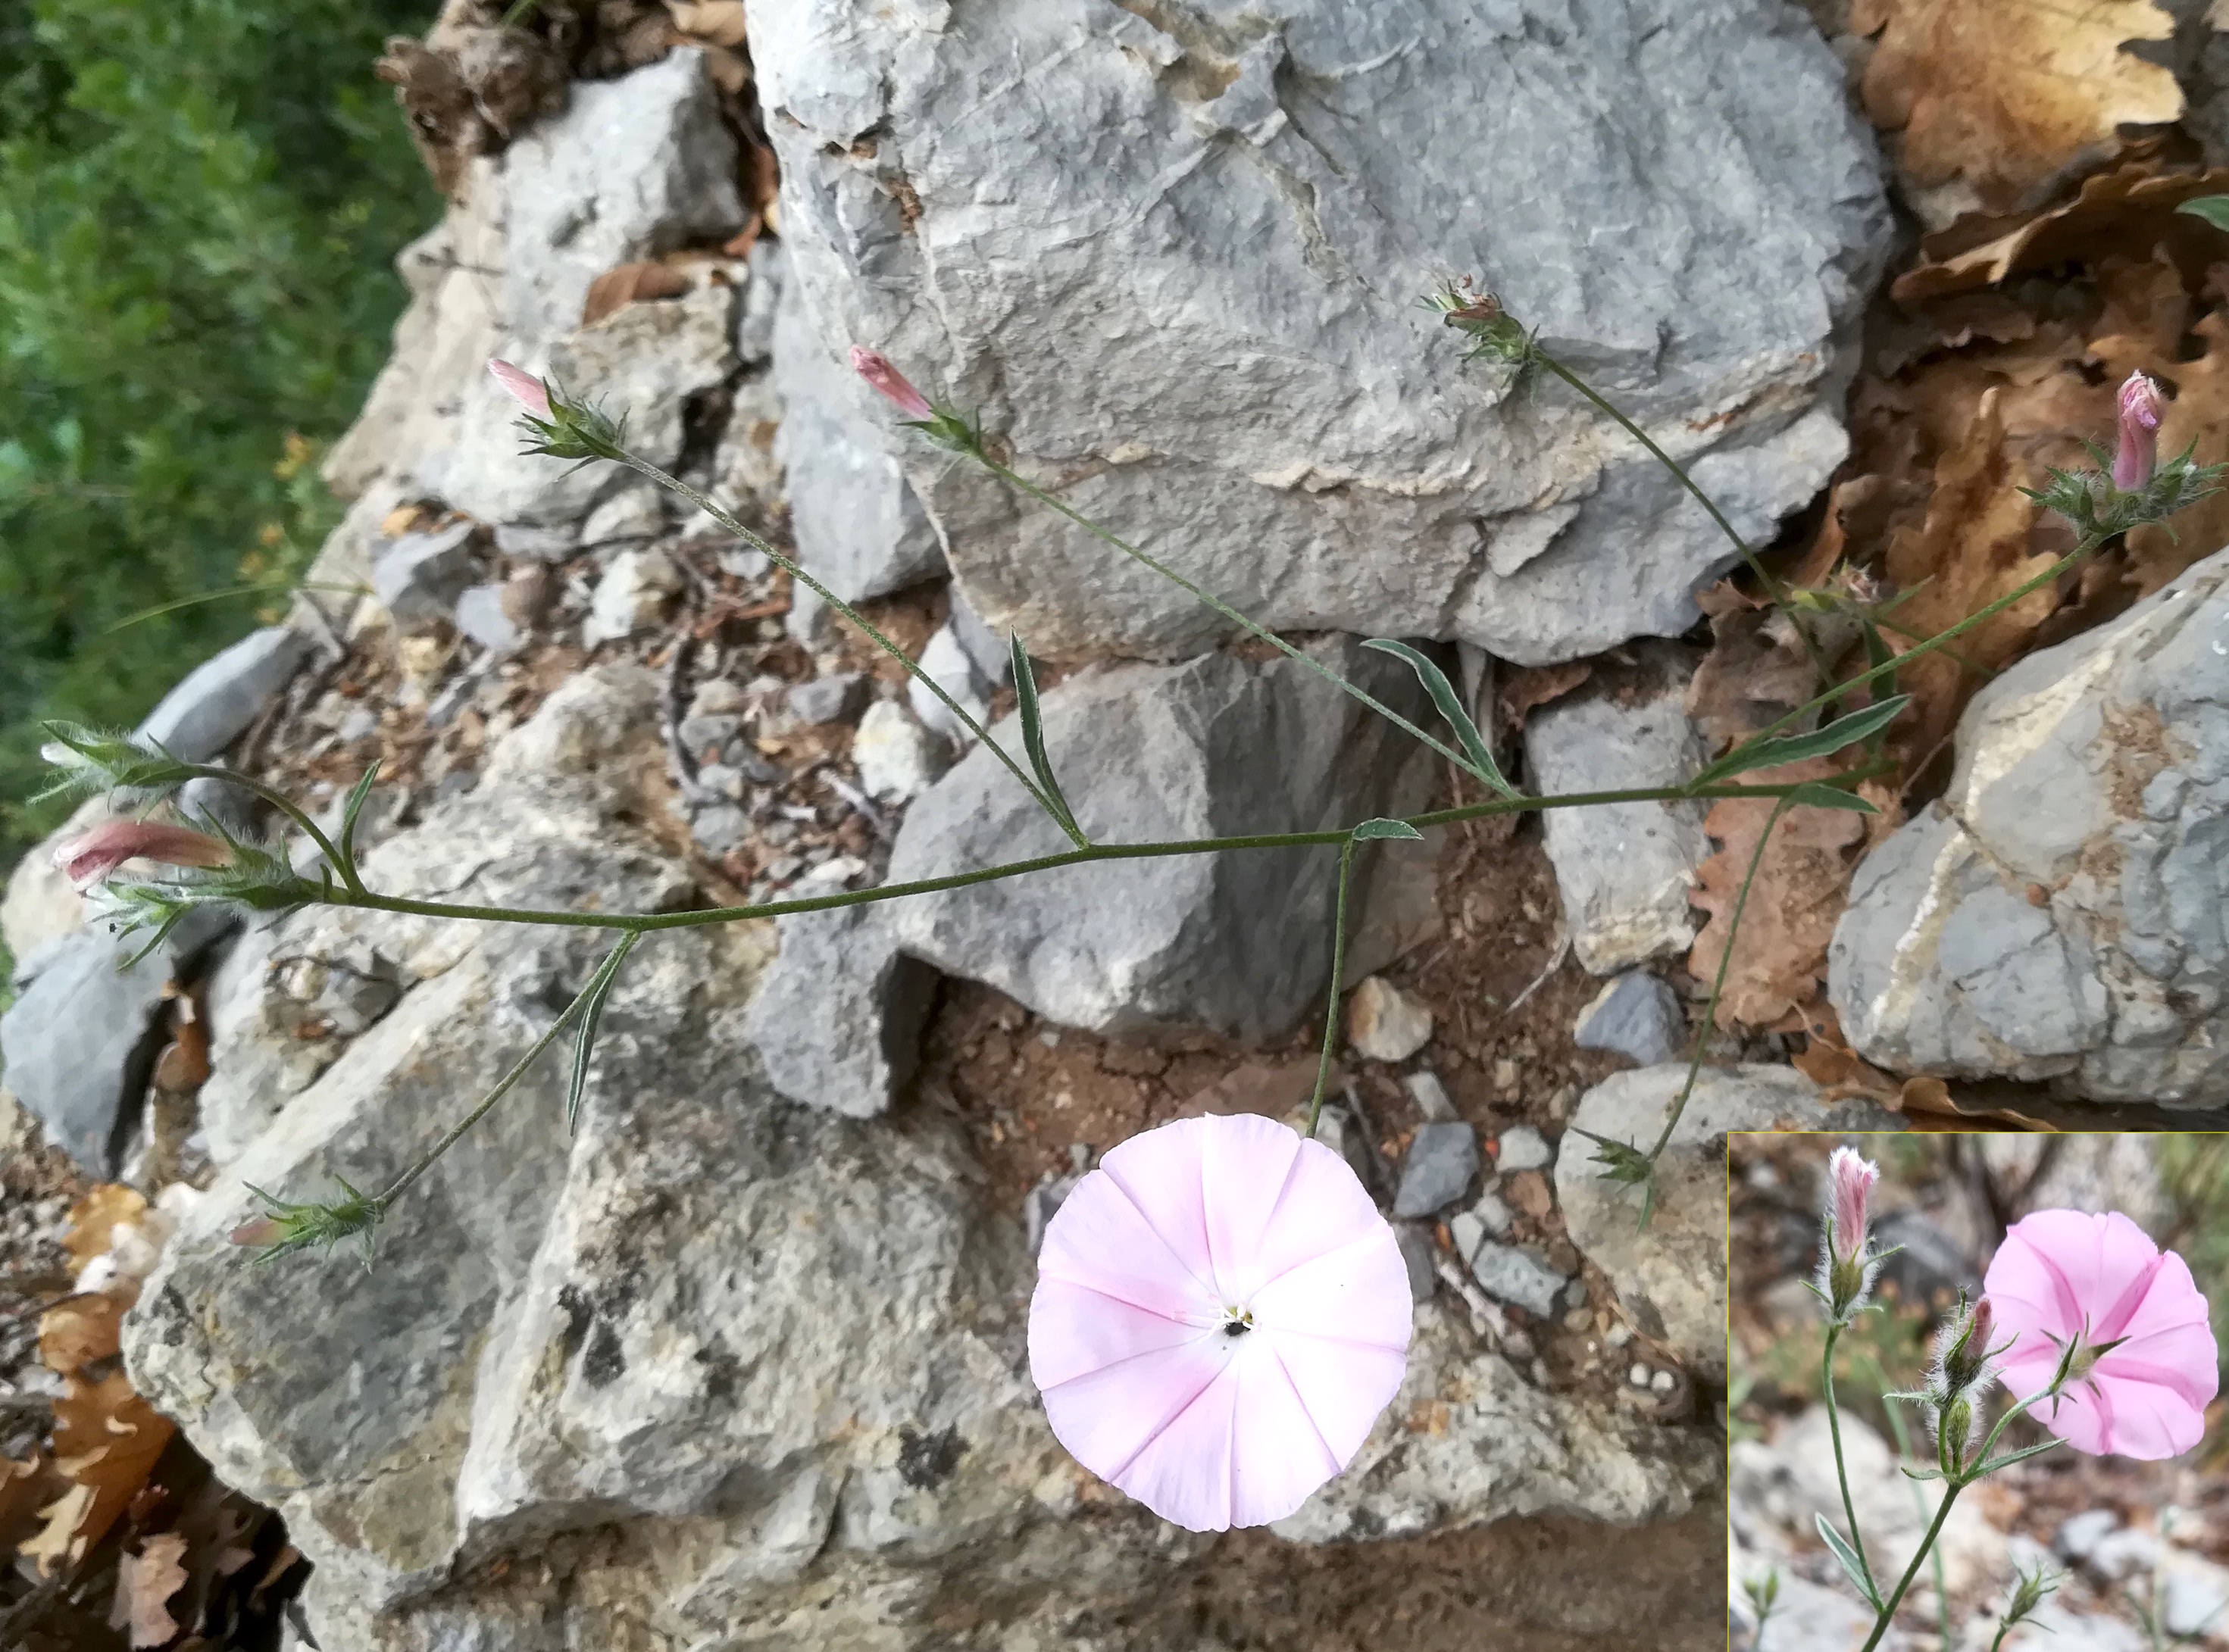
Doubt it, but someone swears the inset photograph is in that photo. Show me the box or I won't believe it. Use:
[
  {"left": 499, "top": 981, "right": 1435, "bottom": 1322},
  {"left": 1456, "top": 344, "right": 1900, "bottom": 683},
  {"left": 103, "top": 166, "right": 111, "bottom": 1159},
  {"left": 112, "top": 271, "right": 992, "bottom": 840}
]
[{"left": 1733, "top": 1134, "right": 2229, "bottom": 1651}]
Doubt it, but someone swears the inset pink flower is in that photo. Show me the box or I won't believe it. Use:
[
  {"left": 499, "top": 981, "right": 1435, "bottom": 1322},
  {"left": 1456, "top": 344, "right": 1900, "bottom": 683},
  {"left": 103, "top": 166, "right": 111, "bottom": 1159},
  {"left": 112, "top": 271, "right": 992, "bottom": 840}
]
[
  {"left": 53, "top": 820, "right": 232, "bottom": 892},
  {"left": 1984, "top": 1209, "right": 2218, "bottom": 1460},
  {"left": 487, "top": 358, "right": 553, "bottom": 420},
  {"left": 1028, "top": 1113, "right": 1412, "bottom": 1532},
  {"left": 849, "top": 346, "right": 933, "bottom": 420}
]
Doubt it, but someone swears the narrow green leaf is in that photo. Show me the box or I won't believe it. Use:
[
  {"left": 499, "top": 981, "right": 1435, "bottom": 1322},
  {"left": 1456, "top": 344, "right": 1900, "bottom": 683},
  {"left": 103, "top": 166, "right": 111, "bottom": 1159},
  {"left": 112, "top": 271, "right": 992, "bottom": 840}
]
[
  {"left": 337, "top": 760, "right": 380, "bottom": 870},
  {"left": 1692, "top": 695, "right": 1911, "bottom": 785},
  {"left": 1815, "top": 1513, "right": 1882, "bottom": 1609},
  {"left": 1351, "top": 817, "right": 1424, "bottom": 842},
  {"left": 1361, "top": 637, "right": 1517, "bottom": 797},
  {"left": 1010, "top": 635, "right": 1082, "bottom": 838},
  {"left": 566, "top": 931, "right": 640, "bottom": 1134},
  {"left": 1971, "top": 1438, "right": 2063, "bottom": 1477},
  {"left": 1781, "top": 781, "right": 1878, "bottom": 814},
  {"left": 2177, "top": 195, "right": 2229, "bottom": 233}
]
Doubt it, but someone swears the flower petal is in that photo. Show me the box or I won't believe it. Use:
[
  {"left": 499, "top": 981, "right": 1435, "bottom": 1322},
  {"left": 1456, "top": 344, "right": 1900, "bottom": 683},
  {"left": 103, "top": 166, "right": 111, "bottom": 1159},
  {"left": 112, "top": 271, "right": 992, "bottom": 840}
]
[
  {"left": 1251, "top": 1128, "right": 1399, "bottom": 1291},
  {"left": 1105, "top": 1354, "right": 1243, "bottom": 1532},
  {"left": 1037, "top": 1164, "right": 1216, "bottom": 1322},
  {"left": 1199, "top": 1111, "right": 1305, "bottom": 1301},
  {"left": 1261, "top": 1326, "right": 1408, "bottom": 1464},
  {"left": 1228, "top": 1341, "right": 1343, "bottom": 1528},
  {"left": 1096, "top": 1118, "right": 1218, "bottom": 1300},
  {"left": 1039, "top": 1333, "right": 1231, "bottom": 1508},
  {"left": 1028, "top": 1276, "right": 1206, "bottom": 1391},
  {"left": 1250, "top": 1228, "right": 1414, "bottom": 1352}
]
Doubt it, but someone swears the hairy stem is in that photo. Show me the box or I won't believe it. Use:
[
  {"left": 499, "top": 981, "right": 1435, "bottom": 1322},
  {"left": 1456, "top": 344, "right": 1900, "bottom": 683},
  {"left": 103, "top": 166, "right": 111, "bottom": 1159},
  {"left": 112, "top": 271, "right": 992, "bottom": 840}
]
[
  {"left": 1821, "top": 1324, "right": 1880, "bottom": 1603},
  {"left": 1305, "top": 835, "right": 1360, "bottom": 1139},
  {"left": 181, "top": 762, "right": 364, "bottom": 895},
  {"left": 614, "top": 452, "right": 1085, "bottom": 847}
]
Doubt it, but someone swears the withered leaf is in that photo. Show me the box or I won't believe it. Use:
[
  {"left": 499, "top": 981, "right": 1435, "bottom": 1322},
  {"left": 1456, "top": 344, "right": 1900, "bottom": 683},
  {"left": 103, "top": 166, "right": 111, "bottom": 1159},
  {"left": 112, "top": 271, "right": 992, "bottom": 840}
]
[
  {"left": 666, "top": 0, "right": 748, "bottom": 47},
  {"left": 1854, "top": 0, "right": 2180, "bottom": 210},
  {"left": 114, "top": 1531, "right": 191, "bottom": 1649},
  {"left": 46, "top": 1370, "right": 178, "bottom": 1573},
  {"left": 581, "top": 260, "right": 692, "bottom": 326}
]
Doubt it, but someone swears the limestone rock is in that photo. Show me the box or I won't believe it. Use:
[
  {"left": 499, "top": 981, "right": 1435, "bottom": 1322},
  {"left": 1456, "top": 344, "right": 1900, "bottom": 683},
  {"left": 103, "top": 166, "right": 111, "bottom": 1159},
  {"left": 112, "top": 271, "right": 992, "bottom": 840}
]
[
  {"left": 852, "top": 698, "right": 949, "bottom": 802},
  {"left": 1830, "top": 548, "right": 2229, "bottom": 1104},
  {"left": 136, "top": 626, "right": 311, "bottom": 760},
  {"left": 907, "top": 620, "right": 995, "bottom": 745},
  {"left": 371, "top": 520, "right": 481, "bottom": 634},
  {"left": 1525, "top": 656, "right": 1712, "bottom": 974},
  {"left": 743, "top": 904, "right": 938, "bottom": 1116},
  {"left": 1468, "top": 1241, "right": 1570, "bottom": 1318},
  {"left": 770, "top": 272, "right": 945, "bottom": 607},
  {"left": 1556, "top": 1064, "right": 1901, "bottom": 1379},
  {"left": 1346, "top": 974, "right": 1433, "bottom": 1063},
  {"left": 582, "top": 547, "right": 683, "bottom": 647},
  {"left": 883, "top": 638, "right": 1437, "bottom": 1038},
  {"left": 1573, "top": 970, "right": 1685, "bottom": 1066},
  {"left": 753, "top": 0, "right": 1887, "bottom": 664},
  {"left": 1393, "top": 1121, "right": 1479, "bottom": 1218}
]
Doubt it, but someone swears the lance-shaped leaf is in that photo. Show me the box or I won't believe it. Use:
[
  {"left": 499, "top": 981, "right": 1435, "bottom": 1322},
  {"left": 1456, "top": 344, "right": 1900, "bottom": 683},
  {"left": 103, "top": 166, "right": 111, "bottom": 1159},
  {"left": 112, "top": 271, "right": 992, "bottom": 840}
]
[
  {"left": 1780, "top": 780, "right": 1880, "bottom": 814},
  {"left": 1815, "top": 1512, "right": 1882, "bottom": 1609},
  {"left": 1690, "top": 695, "right": 1911, "bottom": 786},
  {"left": 1361, "top": 638, "right": 1517, "bottom": 798},
  {"left": 2178, "top": 195, "right": 2229, "bottom": 233},
  {"left": 1351, "top": 817, "right": 1424, "bottom": 842},
  {"left": 1010, "top": 635, "right": 1083, "bottom": 842},
  {"left": 337, "top": 760, "right": 381, "bottom": 874},
  {"left": 567, "top": 931, "right": 641, "bottom": 1133}
]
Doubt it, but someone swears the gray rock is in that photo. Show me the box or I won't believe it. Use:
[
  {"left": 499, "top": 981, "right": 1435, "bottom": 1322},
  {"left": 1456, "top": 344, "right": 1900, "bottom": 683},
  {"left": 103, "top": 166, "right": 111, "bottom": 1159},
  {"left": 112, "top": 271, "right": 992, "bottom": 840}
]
[
  {"left": 499, "top": 50, "right": 743, "bottom": 344},
  {"left": 1830, "top": 548, "right": 2229, "bottom": 1105},
  {"left": 2163, "top": 1558, "right": 2229, "bottom": 1638},
  {"left": 1405, "top": 1068, "right": 1457, "bottom": 1122},
  {"left": 2090, "top": 1526, "right": 2167, "bottom": 1583},
  {"left": 689, "top": 803, "right": 750, "bottom": 857},
  {"left": 1573, "top": 970, "right": 1686, "bottom": 1066},
  {"left": 1346, "top": 974, "right": 1433, "bottom": 1063},
  {"left": 1470, "top": 1242, "right": 1569, "bottom": 1317},
  {"left": 1496, "top": 1124, "right": 1552, "bottom": 1173},
  {"left": 753, "top": 0, "right": 1885, "bottom": 666},
  {"left": 583, "top": 547, "right": 683, "bottom": 648},
  {"left": 948, "top": 586, "right": 1014, "bottom": 687},
  {"left": 136, "top": 626, "right": 310, "bottom": 760},
  {"left": 1023, "top": 1171, "right": 1080, "bottom": 1257},
  {"left": 745, "top": 904, "right": 937, "bottom": 1117},
  {"left": 1393, "top": 1221, "right": 1437, "bottom": 1303},
  {"left": 907, "top": 620, "right": 994, "bottom": 743},
  {"left": 577, "top": 484, "right": 666, "bottom": 548},
  {"left": 372, "top": 520, "right": 480, "bottom": 633},
  {"left": 851, "top": 698, "right": 948, "bottom": 803},
  {"left": 769, "top": 270, "right": 944, "bottom": 608},
  {"left": 1393, "top": 1120, "right": 1480, "bottom": 1218},
  {"left": 784, "top": 671, "right": 864, "bottom": 726},
  {"left": 677, "top": 713, "right": 742, "bottom": 755},
  {"left": 1524, "top": 657, "right": 1712, "bottom": 973},
  {"left": 452, "top": 583, "right": 523, "bottom": 654},
  {"left": 884, "top": 638, "right": 1436, "bottom": 1038},
  {"left": 2055, "top": 1509, "right": 2121, "bottom": 1562},
  {"left": 1557, "top": 1063, "right": 1901, "bottom": 1379},
  {"left": 0, "top": 914, "right": 228, "bottom": 1174}
]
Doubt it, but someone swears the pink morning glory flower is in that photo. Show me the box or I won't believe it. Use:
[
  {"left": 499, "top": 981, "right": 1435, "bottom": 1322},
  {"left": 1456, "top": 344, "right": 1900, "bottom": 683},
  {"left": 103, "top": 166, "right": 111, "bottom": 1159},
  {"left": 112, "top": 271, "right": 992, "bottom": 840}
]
[
  {"left": 1028, "top": 1112, "right": 1412, "bottom": 1532},
  {"left": 1984, "top": 1209, "right": 2218, "bottom": 1461}
]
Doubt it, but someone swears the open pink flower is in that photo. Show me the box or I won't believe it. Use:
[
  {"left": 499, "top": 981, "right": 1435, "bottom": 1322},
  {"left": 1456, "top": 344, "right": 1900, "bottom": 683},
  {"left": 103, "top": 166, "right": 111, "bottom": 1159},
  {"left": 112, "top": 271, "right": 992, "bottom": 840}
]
[
  {"left": 849, "top": 346, "right": 933, "bottom": 420},
  {"left": 1984, "top": 1209, "right": 2217, "bottom": 1460},
  {"left": 53, "top": 820, "right": 232, "bottom": 892},
  {"left": 487, "top": 358, "right": 553, "bottom": 420},
  {"left": 1028, "top": 1113, "right": 1411, "bottom": 1532}
]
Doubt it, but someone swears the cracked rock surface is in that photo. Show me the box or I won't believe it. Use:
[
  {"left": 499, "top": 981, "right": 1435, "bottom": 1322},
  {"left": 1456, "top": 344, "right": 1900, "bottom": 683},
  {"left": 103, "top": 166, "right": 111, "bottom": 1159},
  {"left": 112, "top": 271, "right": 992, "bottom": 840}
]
[
  {"left": 752, "top": 0, "right": 1887, "bottom": 664},
  {"left": 1830, "top": 546, "right": 2229, "bottom": 1105}
]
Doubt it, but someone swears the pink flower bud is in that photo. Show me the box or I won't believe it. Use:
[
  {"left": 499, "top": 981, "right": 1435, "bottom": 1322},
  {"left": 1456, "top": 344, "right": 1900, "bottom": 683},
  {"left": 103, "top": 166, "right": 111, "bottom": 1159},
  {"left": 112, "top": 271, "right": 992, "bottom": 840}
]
[
  {"left": 849, "top": 346, "right": 934, "bottom": 420},
  {"left": 228, "top": 1216, "right": 283, "bottom": 1248},
  {"left": 1827, "top": 1146, "right": 1877, "bottom": 1266},
  {"left": 2113, "top": 371, "right": 2163, "bottom": 491},
  {"left": 53, "top": 820, "right": 233, "bottom": 892},
  {"left": 487, "top": 358, "right": 554, "bottom": 421}
]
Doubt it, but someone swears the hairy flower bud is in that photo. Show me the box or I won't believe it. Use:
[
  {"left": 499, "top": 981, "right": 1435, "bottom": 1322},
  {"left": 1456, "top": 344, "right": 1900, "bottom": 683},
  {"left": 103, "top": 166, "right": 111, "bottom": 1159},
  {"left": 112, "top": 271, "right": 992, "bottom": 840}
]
[
  {"left": 487, "top": 358, "right": 554, "bottom": 420},
  {"left": 1828, "top": 1147, "right": 1876, "bottom": 1264},
  {"left": 849, "top": 346, "right": 934, "bottom": 420},
  {"left": 2113, "top": 372, "right": 2164, "bottom": 491},
  {"left": 55, "top": 820, "right": 233, "bottom": 892},
  {"left": 1937, "top": 1391, "right": 1974, "bottom": 1476},
  {"left": 1940, "top": 1294, "right": 1995, "bottom": 1394}
]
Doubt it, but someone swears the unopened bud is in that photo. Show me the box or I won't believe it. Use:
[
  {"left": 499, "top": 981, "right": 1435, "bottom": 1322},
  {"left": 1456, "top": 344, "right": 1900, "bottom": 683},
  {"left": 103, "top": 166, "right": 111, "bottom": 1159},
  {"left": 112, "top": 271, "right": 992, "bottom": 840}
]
[
  {"left": 1938, "top": 1393, "right": 1973, "bottom": 1476},
  {"left": 1942, "top": 1295, "right": 1994, "bottom": 1394},
  {"left": 228, "top": 1216, "right": 284, "bottom": 1248},
  {"left": 2114, "top": 372, "right": 2164, "bottom": 492},
  {"left": 1827, "top": 1147, "right": 1877, "bottom": 1266},
  {"left": 849, "top": 346, "right": 935, "bottom": 420},
  {"left": 488, "top": 358, "right": 554, "bottom": 420},
  {"left": 54, "top": 820, "right": 233, "bottom": 892}
]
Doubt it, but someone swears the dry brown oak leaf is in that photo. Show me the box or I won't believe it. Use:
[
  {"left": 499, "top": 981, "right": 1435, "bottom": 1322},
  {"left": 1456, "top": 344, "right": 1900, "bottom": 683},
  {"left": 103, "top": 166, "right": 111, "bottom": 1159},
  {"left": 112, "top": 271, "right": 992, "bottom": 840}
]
[
  {"left": 114, "top": 1530, "right": 190, "bottom": 1649},
  {"left": 1855, "top": 0, "right": 2180, "bottom": 209}
]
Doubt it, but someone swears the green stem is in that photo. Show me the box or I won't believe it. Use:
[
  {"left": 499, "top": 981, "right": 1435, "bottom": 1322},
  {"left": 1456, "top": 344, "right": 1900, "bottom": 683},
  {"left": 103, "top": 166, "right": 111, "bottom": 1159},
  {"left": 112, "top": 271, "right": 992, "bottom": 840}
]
[
  {"left": 615, "top": 453, "right": 1086, "bottom": 848},
  {"left": 307, "top": 779, "right": 1809, "bottom": 935},
  {"left": 1990, "top": 1620, "right": 2012, "bottom": 1652},
  {"left": 1305, "top": 835, "right": 1360, "bottom": 1138},
  {"left": 1871, "top": 1360, "right": 1951, "bottom": 1650},
  {"left": 976, "top": 458, "right": 1489, "bottom": 782},
  {"left": 1644, "top": 791, "right": 1796, "bottom": 1163},
  {"left": 1860, "top": 1481, "right": 1963, "bottom": 1652},
  {"left": 370, "top": 928, "right": 637, "bottom": 1207},
  {"left": 1821, "top": 1324, "right": 1880, "bottom": 1602},
  {"left": 181, "top": 762, "right": 364, "bottom": 896}
]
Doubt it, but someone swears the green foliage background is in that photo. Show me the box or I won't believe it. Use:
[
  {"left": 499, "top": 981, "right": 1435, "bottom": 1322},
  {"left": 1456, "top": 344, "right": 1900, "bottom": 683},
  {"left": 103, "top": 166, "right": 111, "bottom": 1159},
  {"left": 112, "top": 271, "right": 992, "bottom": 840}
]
[{"left": 0, "top": 0, "right": 436, "bottom": 880}]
